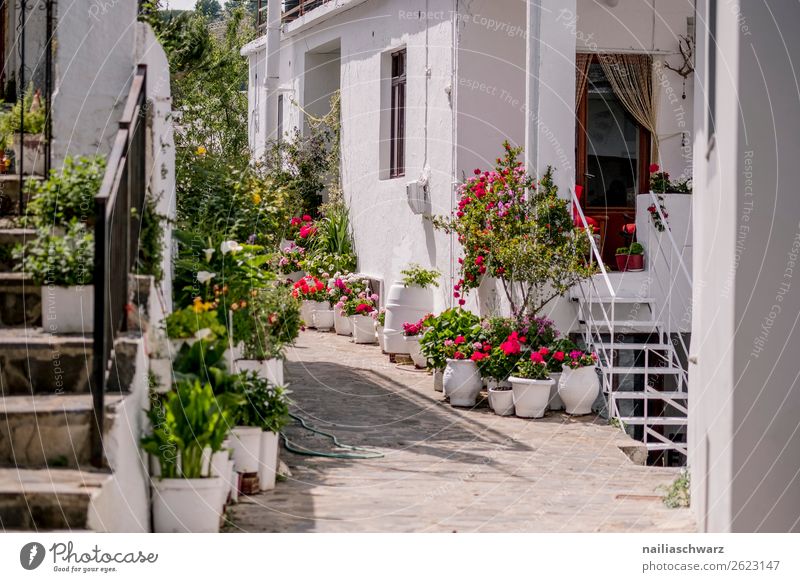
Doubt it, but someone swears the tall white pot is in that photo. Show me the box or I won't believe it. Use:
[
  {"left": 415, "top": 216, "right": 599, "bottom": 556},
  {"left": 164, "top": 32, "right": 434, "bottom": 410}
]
[
  {"left": 40, "top": 285, "right": 94, "bottom": 334},
  {"left": 548, "top": 372, "right": 564, "bottom": 410},
  {"left": 433, "top": 368, "right": 444, "bottom": 392},
  {"left": 510, "top": 377, "right": 553, "bottom": 418},
  {"left": 383, "top": 283, "right": 433, "bottom": 354},
  {"left": 403, "top": 335, "right": 427, "bottom": 368},
  {"left": 312, "top": 309, "right": 334, "bottom": 331},
  {"left": 152, "top": 477, "right": 224, "bottom": 533},
  {"left": 230, "top": 426, "right": 262, "bottom": 474},
  {"left": 558, "top": 365, "right": 600, "bottom": 415},
  {"left": 235, "top": 358, "right": 284, "bottom": 386},
  {"left": 376, "top": 324, "right": 386, "bottom": 351},
  {"left": 334, "top": 310, "right": 353, "bottom": 336},
  {"left": 351, "top": 315, "right": 377, "bottom": 344},
  {"left": 301, "top": 300, "right": 330, "bottom": 328},
  {"left": 258, "top": 431, "right": 280, "bottom": 491},
  {"left": 442, "top": 359, "right": 482, "bottom": 407}
]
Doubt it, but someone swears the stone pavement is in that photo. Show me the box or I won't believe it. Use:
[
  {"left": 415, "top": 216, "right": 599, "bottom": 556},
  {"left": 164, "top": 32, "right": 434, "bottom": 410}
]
[{"left": 226, "top": 330, "right": 696, "bottom": 532}]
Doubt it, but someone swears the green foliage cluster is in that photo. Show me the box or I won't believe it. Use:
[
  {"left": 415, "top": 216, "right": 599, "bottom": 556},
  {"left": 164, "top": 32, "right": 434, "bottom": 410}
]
[
  {"left": 25, "top": 156, "right": 106, "bottom": 227},
  {"left": 232, "top": 374, "right": 291, "bottom": 433},
  {"left": 616, "top": 242, "right": 644, "bottom": 255},
  {"left": 419, "top": 309, "right": 482, "bottom": 370},
  {"left": 14, "top": 221, "right": 94, "bottom": 286},
  {"left": 401, "top": 264, "right": 441, "bottom": 289},
  {"left": 165, "top": 302, "right": 227, "bottom": 340},
  {"left": 232, "top": 284, "right": 302, "bottom": 360},
  {"left": 0, "top": 85, "right": 46, "bottom": 147}
]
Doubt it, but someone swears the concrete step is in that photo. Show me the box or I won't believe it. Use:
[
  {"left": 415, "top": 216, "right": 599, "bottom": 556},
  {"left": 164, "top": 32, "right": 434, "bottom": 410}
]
[
  {"left": 606, "top": 366, "right": 683, "bottom": 375},
  {"left": 617, "top": 416, "right": 688, "bottom": 426},
  {"left": 0, "top": 220, "right": 37, "bottom": 273},
  {"left": 0, "top": 467, "right": 112, "bottom": 530},
  {"left": 0, "top": 328, "right": 92, "bottom": 394},
  {"left": 583, "top": 319, "right": 662, "bottom": 333},
  {"left": 612, "top": 391, "right": 688, "bottom": 399},
  {"left": 0, "top": 174, "right": 42, "bottom": 215},
  {"left": 0, "top": 272, "right": 41, "bottom": 327},
  {"left": 0, "top": 394, "right": 124, "bottom": 468},
  {"left": 596, "top": 342, "right": 673, "bottom": 351}
]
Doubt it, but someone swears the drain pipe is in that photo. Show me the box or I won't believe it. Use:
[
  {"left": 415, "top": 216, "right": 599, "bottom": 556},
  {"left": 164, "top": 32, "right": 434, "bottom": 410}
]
[
  {"left": 264, "top": 0, "right": 282, "bottom": 146},
  {"left": 524, "top": 0, "right": 542, "bottom": 178},
  {"left": 449, "top": 0, "right": 460, "bottom": 309}
]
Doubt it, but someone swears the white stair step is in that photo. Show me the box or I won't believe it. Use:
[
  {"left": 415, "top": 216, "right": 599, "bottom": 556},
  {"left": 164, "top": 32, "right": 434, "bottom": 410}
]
[
  {"left": 596, "top": 343, "right": 672, "bottom": 351},
  {"left": 605, "top": 366, "right": 683, "bottom": 375},
  {"left": 612, "top": 391, "right": 688, "bottom": 400},
  {"left": 643, "top": 442, "right": 688, "bottom": 452},
  {"left": 585, "top": 320, "right": 662, "bottom": 331},
  {"left": 587, "top": 296, "right": 654, "bottom": 304},
  {"left": 617, "top": 416, "right": 688, "bottom": 426}
]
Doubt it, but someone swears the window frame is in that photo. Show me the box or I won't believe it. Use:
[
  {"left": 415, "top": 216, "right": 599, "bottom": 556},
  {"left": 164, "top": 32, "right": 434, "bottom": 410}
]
[{"left": 389, "top": 48, "right": 407, "bottom": 179}]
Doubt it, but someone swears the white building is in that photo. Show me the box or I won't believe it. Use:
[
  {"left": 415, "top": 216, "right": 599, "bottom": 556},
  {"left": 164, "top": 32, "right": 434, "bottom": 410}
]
[{"left": 243, "top": 0, "right": 799, "bottom": 531}]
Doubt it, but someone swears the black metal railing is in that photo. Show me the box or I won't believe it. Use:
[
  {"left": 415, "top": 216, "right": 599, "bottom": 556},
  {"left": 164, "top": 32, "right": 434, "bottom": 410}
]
[
  {"left": 282, "top": 0, "right": 334, "bottom": 24},
  {"left": 90, "top": 65, "right": 147, "bottom": 468}
]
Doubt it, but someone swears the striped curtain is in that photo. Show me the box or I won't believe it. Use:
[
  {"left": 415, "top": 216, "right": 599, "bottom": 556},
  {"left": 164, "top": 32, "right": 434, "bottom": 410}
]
[{"left": 575, "top": 53, "right": 592, "bottom": 108}]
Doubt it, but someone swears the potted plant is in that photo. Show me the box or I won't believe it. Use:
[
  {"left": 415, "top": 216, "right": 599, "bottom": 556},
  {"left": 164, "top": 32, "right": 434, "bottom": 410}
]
[
  {"left": 13, "top": 220, "right": 94, "bottom": 334},
  {"left": 402, "top": 315, "right": 433, "bottom": 368},
  {"left": 165, "top": 299, "right": 227, "bottom": 354},
  {"left": 615, "top": 242, "right": 645, "bottom": 272},
  {"left": 328, "top": 272, "right": 370, "bottom": 336},
  {"left": 141, "top": 379, "right": 239, "bottom": 532},
  {"left": 509, "top": 351, "right": 553, "bottom": 419},
  {"left": 419, "top": 309, "right": 481, "bottom": 393},
  {"left": 24, "top": 156, "right": 106, "bottom": 227},
  {"left": 383, "top": 263, "right": 439, "bottom": 354},
  {"left": 312, "top": 307, "right": 335, "bottom": 331},
  {"left": 343, "top": 291, "right": 380, "bottom": 344},
  {"left": 483, "top": 320, "right": 527, "bottom": 415},
  {"left": 1, "top": 86, "right": 46, "bottom": 175},
  {"left": 441, "top": 333, "right": 486, "bottom": 407},
  {"left": 234, "top": 284, "right": 301, "bottom": 387},
  {"left": 558, "top": 350, "right": 600, "bottom": 415},
  {"left": 275, "top": 240, "right": 306, "bottom": 282},
  {"left": 543, "top": 337, "right": 579, "bottom": 411},
  {"left": 234, "top": 374, "right": 291, "bottom": 491},
  {"left": 292, "top": 274, "right": 330, "bottom": 328},
  {"left": 373, "top": 309, "right": 387, "bottom": 351}
]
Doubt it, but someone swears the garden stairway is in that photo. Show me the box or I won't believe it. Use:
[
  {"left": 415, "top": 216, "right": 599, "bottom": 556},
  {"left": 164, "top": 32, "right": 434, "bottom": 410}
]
[
  {"left": 573, "top": 290, "right": 689, "bottom": 464},
  {"left": 0, "top": 226, "right": 151, "bottom": 531}
]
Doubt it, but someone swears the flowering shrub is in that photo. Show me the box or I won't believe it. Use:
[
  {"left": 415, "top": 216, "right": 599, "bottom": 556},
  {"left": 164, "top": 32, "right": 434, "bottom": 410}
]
[
  {"left": 432, "top": 142, "right": 593, "bottom": 317},
  {"left": 562, "top": 350, "right": 598, "bottom": 369},
  {"left": 275, "top": 241, "right": 305, "bottom": 274},
  {"left": 648, "top": 164, "right": 691, "bottom": 232},
  {"left": 543, "top": 337, "right": 579, "bottom": 373},
  {"left": 513, "top": 352, "right": 551, "bottom": 380},
  {"left": 292, "top": 275, "right": 328, "bottom": 302},
  {"left": 165, "top": 302, "right": 227, "bottom": 340},
  {"left": 286, "top": 215, "right": 316, "bottom": 244},
  {"left": 340, "top": 295, "right": 379, "bottom": 317},
  {"left": 442, "top": 334, "right": 487, "bottom": 361},
  {"left": 372, "top": 308, "right": 386, "bottom": 326},
  {"left": 517, "top": 315, "right": 559, "bottom": 348}
]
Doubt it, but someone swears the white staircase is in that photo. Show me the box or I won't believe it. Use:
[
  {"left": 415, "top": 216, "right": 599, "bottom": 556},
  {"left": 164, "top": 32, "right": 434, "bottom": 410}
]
[{"left": 570, "top": 190, "right": 692, "bottom": 462}]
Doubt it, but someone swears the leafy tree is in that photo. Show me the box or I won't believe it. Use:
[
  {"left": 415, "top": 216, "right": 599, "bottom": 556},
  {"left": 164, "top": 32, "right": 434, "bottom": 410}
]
[{"left": 195, "top": 0, "right": 222, "bottom": 19}]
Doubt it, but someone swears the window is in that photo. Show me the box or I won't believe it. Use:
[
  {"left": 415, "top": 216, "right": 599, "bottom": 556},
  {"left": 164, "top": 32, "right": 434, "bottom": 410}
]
[
  {"left": 707, "top": 0, "right": 717, "bottom": 151},
  {"left": 389, "top": 49, "right": 406, "bottom": 178},
  {"left": 277, "top": 94, "right": 284, "bottom": 143}
]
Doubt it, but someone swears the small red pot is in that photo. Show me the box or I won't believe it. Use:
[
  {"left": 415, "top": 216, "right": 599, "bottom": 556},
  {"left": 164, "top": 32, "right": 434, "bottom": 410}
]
[{"left": 615, "top": 253, "right": 645, "bottom": 272}]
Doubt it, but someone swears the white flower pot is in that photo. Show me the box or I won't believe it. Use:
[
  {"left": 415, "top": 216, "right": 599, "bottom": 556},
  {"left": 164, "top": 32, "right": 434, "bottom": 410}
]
[
  {"left": 334, "top": 310, "right": 352, "bottom": 336},
  {"left": 235, "top": 358, "right": 284, "bottom": 386},
  {"left": 403, "top": 335, "right": 427, "bottom": 368},
  {"left": 312, "top": 309, "right": 334, "bottom": 331},
  {"left": 351, "top": 315, "right": 377, "bottom": 343},
  {"left": 433, "top": 368, "right": 443, "bottom": 392},
  {"left": 300, "top": 300, "right": 330, "bottom": 328},
  {"left": 558, "top": 365, "right": 600, "bottom": 415},
  {"left": 383, "top": 283, "right": 433, "bottom": 354},
  {"left": 149, "top": 358, "right": 172, "bottom": 393},
  {"left": 258, "top": 431, "right": 280, "bottom": 491},
  {"left": 510, "top": 376, "right": 553, "bottom": 418},
  {"left": 230, "top": 426, "right": 262, "bottom": 474},
  {"left": 443, "top": 359, "right": 482, "bottom": 407},
  {"left": 376, "top": 324, "right": 386, "bottom": 351},
  {"left": 13, "top": 133, "right": 45, "bottom": 175},
  {"left": 151, "top": 477, "right": 224, "bottom": 533},
  {"left": 40, "top": 285, "right": 93, "bottom": 334},
  {"left": 489, "top": 386, "right": 515, "bottom": 416},
  {"left": 548, "top": 372, "right": 564, "bottom": 410},
  {"left": 228, "top": 460, "right": 238, "bottom": 503},
  {"left": 210, "top": 450, "right": 231, "bottom": 510}
]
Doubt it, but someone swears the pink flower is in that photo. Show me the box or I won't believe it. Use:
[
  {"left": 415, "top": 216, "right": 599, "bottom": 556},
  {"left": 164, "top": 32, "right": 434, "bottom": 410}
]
[
  {"left": 475, "top": 256, "right": 484, "bottom": 265},
  {"left": 530, "top": 352, "right": 544, "bottom": 363},
  {"left": 458, "top": 299, "right": 466, "bottom": 306},
  {"left": 471, "top": 351, "right": 487, "bottom": 362},
  {"left": 454, "top": 336, "right": 466, "bottom": 345},
  {"left": 538, "top": 347, "right": 550, "bottom": 356},
  {"left": 649, "top": 163, "right": 660, "bottom": 174},
  {"left": 302, "top": 214, "right": 313, "bottom": 222},
  {"left": 444, "top": 339, "right": 455, "bottom": 347}
]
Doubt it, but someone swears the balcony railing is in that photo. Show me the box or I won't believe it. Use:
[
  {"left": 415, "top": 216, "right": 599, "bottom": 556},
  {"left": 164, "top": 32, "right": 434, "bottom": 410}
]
[
  {"left": 90, "top": 65, "right": 147, "bottom": 468},
  {"left": 256, "top": 0, "right": 336, "bottom": 31}
]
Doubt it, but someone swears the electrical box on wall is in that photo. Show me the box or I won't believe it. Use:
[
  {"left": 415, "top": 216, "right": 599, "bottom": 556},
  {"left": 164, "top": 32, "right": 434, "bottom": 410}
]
[{"left": 406, "top": 170, "right": 429, "bottom": 215}]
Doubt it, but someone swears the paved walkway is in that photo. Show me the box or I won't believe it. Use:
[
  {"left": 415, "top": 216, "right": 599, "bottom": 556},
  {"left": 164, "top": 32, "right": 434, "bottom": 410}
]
[{"left": 226, "top": 330, "right": 695, "bottom": 532}]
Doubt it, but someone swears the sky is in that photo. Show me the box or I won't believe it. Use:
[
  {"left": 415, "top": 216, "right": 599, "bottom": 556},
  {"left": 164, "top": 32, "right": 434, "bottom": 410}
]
[{"left": 163, "top": 0, "right": 216, "bottom": 11}]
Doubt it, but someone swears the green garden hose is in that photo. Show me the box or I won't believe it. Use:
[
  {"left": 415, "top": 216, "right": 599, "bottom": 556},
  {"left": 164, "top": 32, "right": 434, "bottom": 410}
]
[{"left": 280, "top": 412, "right": 384, "bottom": 459}]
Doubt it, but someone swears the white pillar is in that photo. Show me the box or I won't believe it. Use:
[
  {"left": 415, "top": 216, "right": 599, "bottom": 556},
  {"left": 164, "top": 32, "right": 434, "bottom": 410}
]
[
  {"left": 525, "top": 0, "right": 576, "bottom": 196},
  {"left": 264, "top": 0, "right": 282, "bottom": 144}
]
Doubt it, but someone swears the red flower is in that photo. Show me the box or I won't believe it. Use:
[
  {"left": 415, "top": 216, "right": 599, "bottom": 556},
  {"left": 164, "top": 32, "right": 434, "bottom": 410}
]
[
  {"left": 299, "top": 225, "right": 317, "bottom": 239},
  {"left": 500, "top": 336, "right": 521, "bottom": 356},
  {"left": 454, "top": 336, "right": 466, "bottom": 345},
  {"left": 483, "top": 343, "right": 491, "bottom": 352},
  {"left": 471, "top": 351, "right": 487, "bottom": 362},
  {"left": 355, "top": 303, "right": 372, "bottom": 314},
  {"left": 473, "top": 168, "right": 481, "bottom": 175},
  {"left": 290, "top": 217, "right": 302, "bottom": 226},
  {"left": 475, "top": 256, "right": 484, "bottom": 265},
  {"left": 458, "top": 299, "right": 466, "bottom": 306},
  {"left": 649, "top": 164, "right": 660, "bottom": 174},
  {"left": 302, "top": 214, "right": 313, "bottom": 222},
  {"left": 553, "top": 351, "right": 565, "bottom": 362},
  {"left": 530, "top": 352, "right": 544, "bottom": 363},
  {"left": 453, "top": 351, "right": 465, "bottom": 360},
  {"left": 539, "top": 347, "right": 550, "bottom": 356}
]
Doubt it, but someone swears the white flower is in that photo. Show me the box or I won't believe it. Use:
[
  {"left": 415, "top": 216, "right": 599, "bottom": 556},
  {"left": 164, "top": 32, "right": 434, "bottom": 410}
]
[
  {"left": 203, "top": 248, "right": 215, "bottom": 262},
  {"left": 194, "top": 328, "right": 213, "bottom": 340},
  {"left": 220, "top": 240, "right": 243, "bottom": 255},
  {"left": 197, "top": 271, "right": 215, "bottom": 284}
]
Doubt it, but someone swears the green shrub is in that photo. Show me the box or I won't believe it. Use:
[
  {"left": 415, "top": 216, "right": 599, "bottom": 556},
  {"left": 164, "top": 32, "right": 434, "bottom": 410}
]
[
  {"left": 13, "top": 220, "right": 94, "bottom": 286},
  {"left": 232, "top": 373, "right": 291, "bottom": 433},
  {"left": 419, "top": 308, "right": 482, "bottom": 370},
  {"left": 401, "top": 263, "right": 440, "bottom": 288},
  {"left": 0, "top": 86, "right": 46, "bottom": 146},
  {"left": 165, "top": 300, "right": 227, "bottom": 340},
  {"left": 232, "top": 283, "right": 301, "bottom": 360},
  {"left": 25, "top": 156, "right": 106, "bottom": 227}
]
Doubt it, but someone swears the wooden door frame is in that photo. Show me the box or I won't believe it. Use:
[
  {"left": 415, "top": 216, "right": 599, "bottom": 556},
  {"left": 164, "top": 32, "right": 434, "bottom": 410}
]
[{"left": 575, "top": 54, "right": 651, "bottom": 204}]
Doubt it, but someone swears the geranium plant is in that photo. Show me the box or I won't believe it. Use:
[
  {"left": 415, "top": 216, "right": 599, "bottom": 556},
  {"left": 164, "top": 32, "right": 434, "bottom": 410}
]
[
  {"left": 275, "top": 241, "right": 305, "bottom": 275},
  {"left": 340, "top": 293, "right": 379, "bottom": 317},
  {"left": 432, "top": 142, "right": 594, "bottom": 318},
  {"left": 292, "top": 275, "right": 328, "bottom": 302},
  {"left": 562, "top": 350, "right": 598, "bottom": 369},
  {"left": 373, "top": 308, "right": 386, "bottom": 326},
  {"left": 543, "top": 337, "right": 579, "bottom": 374},
  {"left": 419, "top": 308, "right": 482, "bottom": 370},
  {"left": 648, "top": 163, "right": 691, "bottom": 232},
  {"left": 402, "top": 314, "right": 433, "bottom": 336},
  {"left": 513, "top": 351, "right": 551, "bottom": 380},
  {"left": 232, "top": 373, "right": 291, "bottom": 433}
]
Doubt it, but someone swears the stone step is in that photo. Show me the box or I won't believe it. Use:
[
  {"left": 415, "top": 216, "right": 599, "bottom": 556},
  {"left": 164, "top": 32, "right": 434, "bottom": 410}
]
[
  {"left": 0, "top": 220, "right": 37, "bottom": 273},
  {"left": 0, "top": 394, "right": 124, "bottom": 468},
  {"left": 0, "top": 328, "right": 92, "bottom": 394},
  {"left": 0, "top": 272, "right": 41, "bottom": 327},
  {"left": 0, "top": 467, "right": 112, "bottom": 530},
  {"left": 0, "top": 174, "right": 42, "bottom": 215}
]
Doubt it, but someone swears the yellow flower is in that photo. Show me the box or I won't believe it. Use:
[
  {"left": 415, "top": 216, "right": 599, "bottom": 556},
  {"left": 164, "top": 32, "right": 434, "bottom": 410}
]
[
  {"left": 251, "top": 192, "right": 262, "bottom": 205},
  {"left": 195, "top": 145, "right": 207, "bottom": 156}
]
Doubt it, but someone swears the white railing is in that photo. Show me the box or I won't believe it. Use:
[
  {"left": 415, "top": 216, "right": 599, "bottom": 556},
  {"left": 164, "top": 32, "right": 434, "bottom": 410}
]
[{"left": 570, "top": 189, "right": 616, "bottom": 399}]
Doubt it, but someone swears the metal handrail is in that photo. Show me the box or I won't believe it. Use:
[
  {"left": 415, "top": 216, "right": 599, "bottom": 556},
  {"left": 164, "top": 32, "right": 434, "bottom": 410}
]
[
  {"left": 90, "top": 65, "right": 147, "bottom": 468},
  {"left": 282, "top": 0, "right": 335, "bottom": 23}
]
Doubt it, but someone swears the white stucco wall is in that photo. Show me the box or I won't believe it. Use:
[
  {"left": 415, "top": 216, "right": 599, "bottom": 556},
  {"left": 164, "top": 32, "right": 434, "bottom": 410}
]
[
  {"left": 50, "top": 0, "right": 138, "bottom": 165},
  {"left": 690, "top": 0, "right": 800, "bottom": 533}
]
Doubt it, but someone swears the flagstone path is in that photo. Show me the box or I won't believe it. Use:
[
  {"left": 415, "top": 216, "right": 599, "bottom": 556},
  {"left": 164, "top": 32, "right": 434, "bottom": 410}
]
[{"left": 225, "top": 330, "right": 695, "bottom": 533}]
